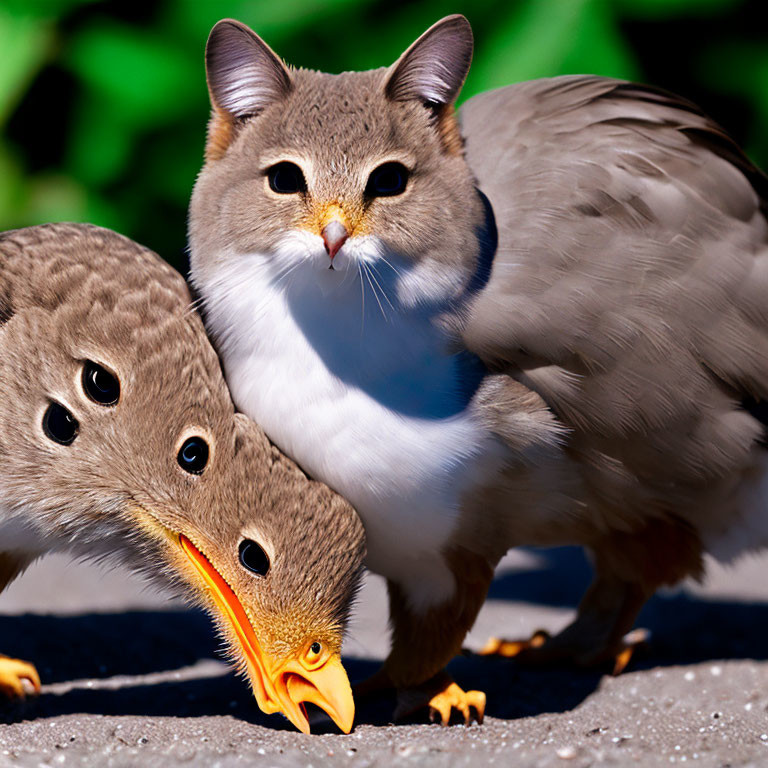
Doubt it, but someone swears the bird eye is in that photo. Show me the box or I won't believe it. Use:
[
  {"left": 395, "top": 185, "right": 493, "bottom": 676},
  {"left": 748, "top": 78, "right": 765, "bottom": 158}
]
[
  {"left": 365, "top": 162, "right": 409, "bottom": 197},
  {"left": 82, "top": 361, "right": 120, "bottom": 406},
  {"left": 43, "top": 402, "right": 79, "bottom": 445},
  {"left": 239, "top": 539, "right": 270, "bottom": 576},
  {"left": 177, "top": 436, "right": 209, "bottom": 475},
  {"left": 302, "top": 641, "right": 324, "bottom": 669},
  {"left": 267, "top": 162, "right": 306, "bottom": 194}
]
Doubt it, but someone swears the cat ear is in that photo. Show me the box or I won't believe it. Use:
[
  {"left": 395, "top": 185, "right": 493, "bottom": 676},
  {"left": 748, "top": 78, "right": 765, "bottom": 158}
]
[
  {"left": 384, "top": 15, "right": 473, "bottom": 107},
  {"left": 206, "top": 19, "right": 291, "bottom": 118}
]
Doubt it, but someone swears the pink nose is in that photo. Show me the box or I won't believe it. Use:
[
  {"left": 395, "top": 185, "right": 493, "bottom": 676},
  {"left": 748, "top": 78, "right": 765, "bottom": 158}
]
[{"left": 322, "top": 220, "right": 349, "bottom": 260}]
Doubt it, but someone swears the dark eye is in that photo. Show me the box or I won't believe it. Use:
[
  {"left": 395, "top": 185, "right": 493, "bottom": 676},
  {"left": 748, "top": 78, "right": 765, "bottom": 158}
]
[
  {"left": 43, "top": 402, "right": 79, "bottom": 445},
  {"left": 177, "top": 436, "right": 209, "bottom": 475},
  {"left": 267, "top": 162, "right": 306, "bottom": 194},
  {"left": 239, "top": 539, "right": 270, "bottom": 576},
  {"left": 82, "top": 361, "right": 120, "bottom": 406},
  {"left": 365, "top": 162, "right": 409, "bottom": 197}
]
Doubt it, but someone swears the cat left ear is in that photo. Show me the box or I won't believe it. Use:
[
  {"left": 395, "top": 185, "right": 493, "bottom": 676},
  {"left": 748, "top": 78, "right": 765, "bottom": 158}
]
[
  {"left": 384, "top": 15, "right": 473, "bottom": 108},
  {"left": 206, "top": 19, "right": 291, "bottom": 118}
]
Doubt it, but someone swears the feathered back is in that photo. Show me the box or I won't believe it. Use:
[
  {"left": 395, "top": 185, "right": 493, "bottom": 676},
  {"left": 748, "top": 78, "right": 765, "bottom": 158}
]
[{"left": 460, "top": 77, "right": 768, "bottom": 522}]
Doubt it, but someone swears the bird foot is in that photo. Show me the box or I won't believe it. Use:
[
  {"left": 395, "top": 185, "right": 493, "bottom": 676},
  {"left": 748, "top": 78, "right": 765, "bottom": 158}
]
[
  {"left": 0, "top": 655, "right": 41, "bottom": 699},
  {"left": 474, "top": 627, "right": 649, "bottom": 675},
  {"left": 609, "top": 628, "right": 649, "bottom": 675},
  {"left": 476, "top": 628, "right": 550, "bottom": 658},
  {"left": 394, "top": 673, "right": 485, "bottom": 726},
  {"left": 426, "top": 681, "right": 485, "bottom": 726},
  {"left": 355, "top": 667, "right": 485, "bottom": 725}
]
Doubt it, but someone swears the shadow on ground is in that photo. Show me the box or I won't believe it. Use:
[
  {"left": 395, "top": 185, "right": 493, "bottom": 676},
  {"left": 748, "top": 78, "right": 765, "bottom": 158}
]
[{"left": 1, "top": 547, "right": 767, "bottom": 728}]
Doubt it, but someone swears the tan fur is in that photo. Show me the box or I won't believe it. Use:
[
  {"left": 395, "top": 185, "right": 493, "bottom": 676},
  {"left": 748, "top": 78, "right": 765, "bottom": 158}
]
[
  {"left": 437, "top": 105, "right": 464, "bottom": 156},
  {"left": 205, "top": 106, "right": 237, "bottom": 162},
  {"left": 192, "top": 26, "right": 482, "bottom": 285}
]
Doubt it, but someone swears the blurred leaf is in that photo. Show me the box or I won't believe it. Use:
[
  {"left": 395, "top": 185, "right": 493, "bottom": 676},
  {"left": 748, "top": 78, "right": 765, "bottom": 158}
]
[
  {"left": 65, "top": 96, "right": 135, "bottom": 185},
  {"left": 24, "top": 174, "right": 89, "bottom": 223},
  {"left": 616, "top": 0, "right": 743, "bottom": 19},
  {"left": 560, "top": 0, "right": 639, "bottom": 77},
  {"left": 699, "top": 41, "right": 768, "bottom": 100},
  {"left": 0, "top": 8, "right": 52, "bottom": 126},
  {"left": 468, "top": 0, "right": 638, "bottom": 96},
  {"left": 2, "top": 0, "right": 99, "bottom": 18},
  {"left": 144, "top": 131, "right": 203, "bottom": 203},
  {"left": 66, "top": 21, "right": 199, "bottom": 122},
  {"left": 0, "top": 142, "right": 26, "bottom": 228},
  {"left": 166, "top": 0, "right": 380, "bottom": 46},
  {"left": 698, "top": 40, "right": 768, "bottom": 168}
]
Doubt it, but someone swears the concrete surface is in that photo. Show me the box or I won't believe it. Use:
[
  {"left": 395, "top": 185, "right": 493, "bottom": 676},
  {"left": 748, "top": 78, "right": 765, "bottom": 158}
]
[{"left": 1, "top": 547, "right": 768, "bottom": 766}]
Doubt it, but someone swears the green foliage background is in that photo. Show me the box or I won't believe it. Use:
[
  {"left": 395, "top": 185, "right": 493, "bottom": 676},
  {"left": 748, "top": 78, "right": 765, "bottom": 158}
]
[{"left": 0, "top": 0, "right": 764, "bottom": 271}]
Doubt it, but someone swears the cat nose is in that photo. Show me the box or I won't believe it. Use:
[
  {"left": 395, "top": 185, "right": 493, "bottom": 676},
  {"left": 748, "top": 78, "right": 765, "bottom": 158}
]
[{"left": 322, "top": 220, "right": 349, "bottom": 260}]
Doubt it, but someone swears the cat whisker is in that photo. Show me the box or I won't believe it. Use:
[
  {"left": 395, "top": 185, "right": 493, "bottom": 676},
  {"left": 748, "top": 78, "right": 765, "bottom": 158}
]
[
  {"left": 337, "top": 260, "right": 356, "bottom": 291},
  {"left": 367, "top": 263, "right": 396, "bottom": 312},
  {"left": 362, "top": 262, "right": 388, "bottom": 321},
  {"left": 356, "top": 260, "right": 366, "bottom": 334},
  {"left": 273, "top": 262, "right": 300, "bottom": 289},
  {"left": 377, "top": 253, "right": 403, "bottom": 281}
]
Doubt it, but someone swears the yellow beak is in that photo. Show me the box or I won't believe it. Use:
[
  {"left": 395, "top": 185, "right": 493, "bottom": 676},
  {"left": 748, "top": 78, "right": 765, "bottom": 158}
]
[{"left": 178, "top": 534, "right": 354, "bottom": 734}]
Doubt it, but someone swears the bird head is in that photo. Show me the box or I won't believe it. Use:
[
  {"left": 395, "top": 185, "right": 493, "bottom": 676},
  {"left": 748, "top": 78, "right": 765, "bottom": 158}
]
[
  {"left": 127, "top": 413, "right": 365, "bottom": 735},
  {"left": 0, "top": 224, "right": 365, "bottom": 733}
]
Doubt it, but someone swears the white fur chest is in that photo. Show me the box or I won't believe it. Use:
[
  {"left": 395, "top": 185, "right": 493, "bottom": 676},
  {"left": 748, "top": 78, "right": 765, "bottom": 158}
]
[{"left": 199, "top": 248, "right": 499, "bottom": 606}]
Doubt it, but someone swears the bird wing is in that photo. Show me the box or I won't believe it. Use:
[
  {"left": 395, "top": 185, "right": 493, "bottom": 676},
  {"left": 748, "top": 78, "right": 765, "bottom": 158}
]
[{"left": 459, "top": 76, "right": 768, "bottom": 507}]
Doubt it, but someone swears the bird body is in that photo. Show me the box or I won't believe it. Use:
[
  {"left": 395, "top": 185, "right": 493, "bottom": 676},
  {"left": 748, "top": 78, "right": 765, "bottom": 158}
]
[
  {"left": 189, "top": 16, "right": 768, "bottom": 722},
  {"left": 459, "top": 75, "right": 768, "bottom": 560},
  {"left": 0, "top": 223, "right": 364, "bottom": 732},
  {"left": 199, "top": 248, "right": 513, "bottom": 609}
]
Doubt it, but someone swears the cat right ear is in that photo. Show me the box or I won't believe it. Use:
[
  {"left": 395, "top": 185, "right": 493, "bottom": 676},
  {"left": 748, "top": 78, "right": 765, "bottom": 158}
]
[
  {"left": 206, "top": 19, "right": 291, "bottom": 119},
  {"left": 384, "top": 15, "right": 473, "bottom": 108}
]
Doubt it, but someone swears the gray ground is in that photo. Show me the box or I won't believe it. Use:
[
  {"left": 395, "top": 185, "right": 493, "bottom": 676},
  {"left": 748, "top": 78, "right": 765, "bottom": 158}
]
[{"left": 2, "top": 547, "right": 768, "bottom": 767}]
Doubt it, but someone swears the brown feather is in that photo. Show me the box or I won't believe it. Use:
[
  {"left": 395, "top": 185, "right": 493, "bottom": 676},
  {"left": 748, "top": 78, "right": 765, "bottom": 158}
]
[
  {"left": 0, "top": 223, "right": 364, "bottom": 675},
  {"left": 460, "top": 76, "right": 768, "bottom": 548}
]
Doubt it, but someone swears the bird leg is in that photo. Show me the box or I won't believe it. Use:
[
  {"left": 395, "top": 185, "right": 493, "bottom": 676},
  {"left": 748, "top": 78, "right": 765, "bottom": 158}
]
[
  {"left": 478, "top": 518, "right": 702, "bottom": 673},
  {"left": 357, "top": 547, "right": 494, "bottom": 725},
  {"left": 478, "top": 573, "right": 649, "bottom": 674},
  {"left": 0, "top": 552, "right": 41, "bottom": 700}
]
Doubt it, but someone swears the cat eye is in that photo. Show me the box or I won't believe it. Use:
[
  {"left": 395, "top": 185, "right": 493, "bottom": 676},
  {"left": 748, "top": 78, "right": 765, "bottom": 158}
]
[
  {"left": 177, "top": 436, "right": 209, "bottom": 475},
  {"left": 267, "top": 162, "right": 306, "bottom": 194},
  {"left": 82, "top": 361, "right": 120, "bottom": 406},
  {"left": 43, "top": 402, "right": 79, "bottom": 445},
  {"left": 239, "top": 538, "right": 270, "bottom": 576},
  {"left": 365, "top": 162, "right": 409, "bottom": 197}
]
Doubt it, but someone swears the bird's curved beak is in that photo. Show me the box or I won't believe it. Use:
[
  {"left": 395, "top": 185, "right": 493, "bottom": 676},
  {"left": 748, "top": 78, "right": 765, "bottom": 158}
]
[
  {"left": 267, "top": 653, "right": 355, "bottom": 734},
  {"left": 178, "top": 534, "right": 354, "bottom": 734}
]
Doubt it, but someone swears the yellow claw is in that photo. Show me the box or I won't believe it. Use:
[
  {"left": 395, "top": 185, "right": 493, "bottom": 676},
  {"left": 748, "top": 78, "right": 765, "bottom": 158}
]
[
  {"left": 429, "top": 682, "right": 486, "bottom": 726},
  {"left": 0, "top": 656, "right": 41, "bottom": 699},
  {"left": 478, "top": 630, "right": 550, "bottom": 658}
]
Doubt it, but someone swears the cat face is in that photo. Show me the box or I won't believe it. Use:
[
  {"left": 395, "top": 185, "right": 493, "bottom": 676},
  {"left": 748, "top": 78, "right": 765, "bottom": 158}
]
[{"left": 190, "top": 16, "right": 486, "bottom": 311}]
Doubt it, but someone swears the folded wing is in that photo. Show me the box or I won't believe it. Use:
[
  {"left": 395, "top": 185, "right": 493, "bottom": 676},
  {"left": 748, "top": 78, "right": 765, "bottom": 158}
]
[{"left": 460, "top": 76, "right": 768, "bottom": 523}]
